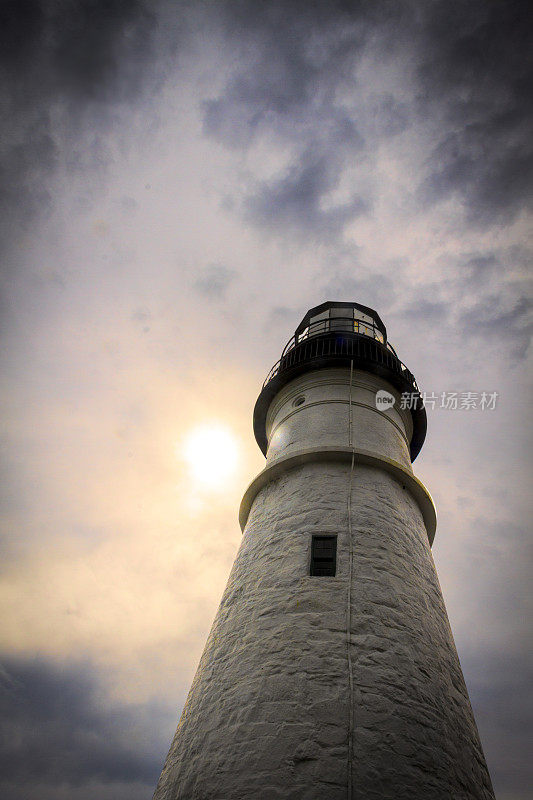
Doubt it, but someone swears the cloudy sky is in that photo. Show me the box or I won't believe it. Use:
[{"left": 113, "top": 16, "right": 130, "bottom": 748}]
[{"left": 0, "top": 1, "right": 531, "bottom": 798}]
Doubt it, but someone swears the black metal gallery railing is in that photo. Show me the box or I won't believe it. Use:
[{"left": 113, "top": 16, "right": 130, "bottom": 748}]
[
  {"left": 263, "top": 327, "right": 418, "bottom": 392},
  {"left": 282, "top": 316, "right": 387, "bottom": 356}
]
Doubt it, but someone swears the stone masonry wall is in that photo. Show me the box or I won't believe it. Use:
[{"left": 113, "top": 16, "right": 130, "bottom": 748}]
[{"left": 153, "top": 460, "right": 495, "bottom": 800}]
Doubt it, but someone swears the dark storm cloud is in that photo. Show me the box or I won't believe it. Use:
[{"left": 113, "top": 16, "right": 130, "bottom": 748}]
[
  {"left": 0, "top": 0, "right": 155, "bottom": 100},
  {"left": 439, "top": 512, "right": 532, "bottom": 800},
  {"left": 368, "top": 244, "right": 532, "bottom": 362},
  {"left": 202, "top": 0, "right": 532, "bottom": 235},
  {"left": 202, "top": 18, "right": 371, "bottom": 244},
  {"left": 424, "top": 245, "right": 533, "bottom": 362},
  {"left": 244, "top": 148, "right": 368, "bottom": 240},
  {"left": 458, "top": 515, "right": 532, "bottom": 800},
  {"left": 464, "top": 647, "right": 532, "bottom": 800},
  {"left": 459, "top": 294, "right": 532, "bottom": 361},
  {"left": 463, "top": 254, "right": 500, "bottom": 284},
  {"left": 201, "top": 1, "right": 396, "bottom": 242},
  {"left": 262, "top": 305, "right": 305, "bottom": 338},
  {"left": 416, "top": 0, "right": 533, "bottom": 224},
  {"left": 201, "top": 1, "right": 379, "bottom": 147},
  {"left": 0, "top": 655, "right": 171, "bottom": 799},
  {"left": 0, "top": 0, "right": 157, "bottom": 248},
  {"left": 401, "top": 294, "right": 448, "bottom": 326},
  {"left": 320, "top": 268, "right": 398, "bottom": 315},
  {"left": 193, "top": 264, "right": 237, "bottom": 298},
  {"left": 2, "top": 0, "right": 530, "bottom": 252},
  {"left": 320, "top": 263, "right": 448, "bottom": 329}
]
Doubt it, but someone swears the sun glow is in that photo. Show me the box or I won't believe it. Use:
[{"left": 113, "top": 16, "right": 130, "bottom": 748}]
[{"left": 182, "top": 424, "right": 239, "bottom": 489}]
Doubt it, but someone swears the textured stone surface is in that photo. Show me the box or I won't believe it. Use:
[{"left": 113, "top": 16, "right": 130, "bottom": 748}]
[{"left": 153, "top": 370, "right": 495, "bottom": 800}]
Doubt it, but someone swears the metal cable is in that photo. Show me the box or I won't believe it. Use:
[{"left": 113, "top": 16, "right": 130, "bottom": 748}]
[{"left": 347, "top": 360, "right": 355, "bottom": 799}]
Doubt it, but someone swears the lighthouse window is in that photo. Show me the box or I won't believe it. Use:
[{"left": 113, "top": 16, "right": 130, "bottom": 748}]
[{"left": 310, "top": 535, "right": 337, "bottom": 576}]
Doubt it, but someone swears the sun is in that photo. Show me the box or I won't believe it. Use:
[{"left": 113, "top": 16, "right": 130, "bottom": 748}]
[{"left": 181, "top": 424, "right": 239, "bottom": 489}]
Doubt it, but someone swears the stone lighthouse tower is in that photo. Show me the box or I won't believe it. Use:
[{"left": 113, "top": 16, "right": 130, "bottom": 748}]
[{"left": 154, "top": 301, "right": 495, "bottom": 800}]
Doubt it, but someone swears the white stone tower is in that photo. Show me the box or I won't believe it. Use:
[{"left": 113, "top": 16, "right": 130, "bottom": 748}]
[{"left": 154, "top": 301, "right": 495, "bottom": 800}]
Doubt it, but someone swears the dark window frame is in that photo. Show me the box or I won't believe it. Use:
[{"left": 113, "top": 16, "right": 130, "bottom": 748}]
[{"left": 310, "top": 534, "right": 337, "bottom": 576}]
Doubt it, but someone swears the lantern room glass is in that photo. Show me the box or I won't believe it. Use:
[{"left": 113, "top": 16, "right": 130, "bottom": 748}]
[{"left": 305, "top": 305, "right": 384, "bottom": 343}]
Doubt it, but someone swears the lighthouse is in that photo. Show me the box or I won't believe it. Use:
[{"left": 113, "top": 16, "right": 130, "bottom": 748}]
[{"left": 153, "top": 301, "right": 495, "bottom": 800}]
